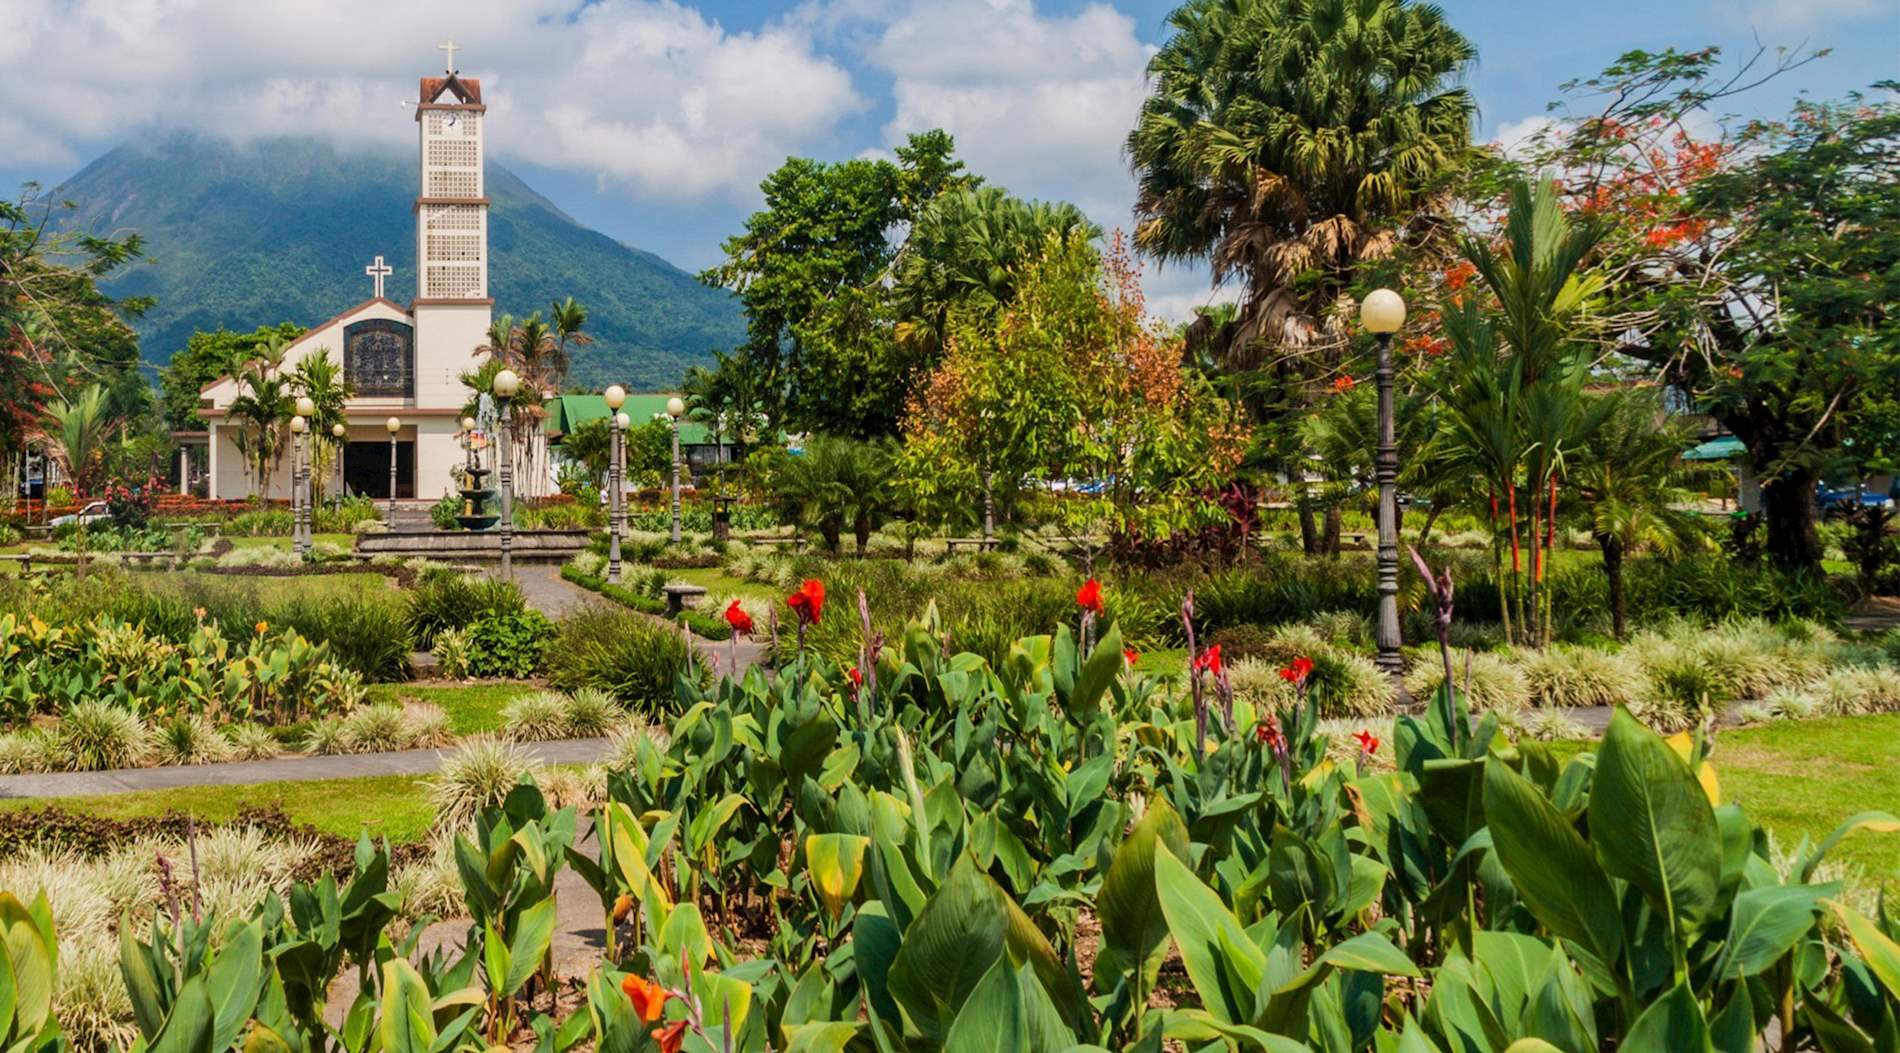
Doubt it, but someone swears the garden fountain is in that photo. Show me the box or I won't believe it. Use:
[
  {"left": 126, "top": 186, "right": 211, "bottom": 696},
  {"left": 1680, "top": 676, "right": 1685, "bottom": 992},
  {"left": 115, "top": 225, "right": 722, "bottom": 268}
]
[{"left": 454, "top": 422, "right": 500, "bottom": 531}]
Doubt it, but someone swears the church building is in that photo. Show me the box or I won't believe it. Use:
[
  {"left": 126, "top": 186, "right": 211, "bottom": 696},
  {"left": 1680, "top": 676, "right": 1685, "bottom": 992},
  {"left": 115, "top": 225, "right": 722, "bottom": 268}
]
[{"left": 198, "top": 46, "right": 514, "bottom": 502}]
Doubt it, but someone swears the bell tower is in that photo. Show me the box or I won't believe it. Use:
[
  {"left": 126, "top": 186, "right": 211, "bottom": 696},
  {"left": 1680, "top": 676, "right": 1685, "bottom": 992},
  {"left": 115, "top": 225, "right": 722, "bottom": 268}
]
[{"left": 411, "top": 42, "right": 492, "bottom": 406}]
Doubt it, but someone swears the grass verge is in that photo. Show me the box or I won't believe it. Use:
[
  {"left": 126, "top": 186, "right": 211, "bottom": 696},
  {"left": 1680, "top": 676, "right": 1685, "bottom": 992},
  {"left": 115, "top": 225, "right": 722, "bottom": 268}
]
[
  {"left": 366, "top": 680, "right": 538, "bottom": 733},
  {"left": 0, "top": 774, "right": 436, "bottom": 842}
]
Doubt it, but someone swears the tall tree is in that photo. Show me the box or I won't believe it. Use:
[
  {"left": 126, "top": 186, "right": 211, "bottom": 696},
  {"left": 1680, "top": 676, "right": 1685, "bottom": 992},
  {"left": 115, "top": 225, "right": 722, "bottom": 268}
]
[
  {"left": 227, "top": 337, "right": 294, "bottom": 498},
  {"left": 701, "top": 131, "right": 978, "bottom": 436},
  {"left": 36, "top": 384, "right": 113, "bottom": 496},
  {"left": 1127, "top": 0, "right": 1475, "bottom": 368},
  {"left": 289, "top": 347, "right": 352, "bottom": 502},
  {"left": 160, "top": 322, "right": 305, "bottom": 430}
]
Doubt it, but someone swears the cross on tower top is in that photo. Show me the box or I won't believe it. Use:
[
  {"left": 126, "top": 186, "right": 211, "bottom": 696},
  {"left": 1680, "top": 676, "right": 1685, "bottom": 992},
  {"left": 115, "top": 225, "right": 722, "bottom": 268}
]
[
  {"left": 365, "top": 255, "right": 393, "bottom": 299},
  {"left": 438, "top": 39, "right": 460, "bottom": 74}
]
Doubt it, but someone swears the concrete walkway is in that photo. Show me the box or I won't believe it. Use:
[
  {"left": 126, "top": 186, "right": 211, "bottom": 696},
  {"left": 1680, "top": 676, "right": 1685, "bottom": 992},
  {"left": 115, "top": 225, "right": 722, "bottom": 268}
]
[
  {"left": 506, "top": 561, "right": 773, "bottom": 680},
  {"left": 0, "top": 738, "right": 613, "bottom": 799}
]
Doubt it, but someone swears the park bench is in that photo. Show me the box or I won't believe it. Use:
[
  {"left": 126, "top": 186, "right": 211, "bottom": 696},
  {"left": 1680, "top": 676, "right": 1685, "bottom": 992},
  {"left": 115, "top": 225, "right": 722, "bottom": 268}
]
[
  {"left": 119, "top": 551, "right": 185, "bottom": 569},
  {"left": 752, "top": 535, "right": 805, "bottom": 553},
  {"left": 943, "top": 537, "right": 999, "bottom": 555},
  {"left": 0, "top": 553, "right": 50, "bottom": 580},
  {"left": 661, "top": 582, "right": 709, "bottom": 616}
]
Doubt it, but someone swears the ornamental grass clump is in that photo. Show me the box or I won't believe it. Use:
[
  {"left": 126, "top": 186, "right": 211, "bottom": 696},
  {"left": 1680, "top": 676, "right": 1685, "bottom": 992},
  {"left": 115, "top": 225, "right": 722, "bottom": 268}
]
[
  {"left": 338, "top": 703, "right": 414, "bottom": 753},
  {"left": 222, "top": 722, "right": 283, "bottom": 761},
  {"left": 1402, "top": 649, "right": 1531, "bottom": 714},
  {"left": 55, "top": 701, "right": 152, "bottom": 771},
  {"left": 563, "top": 687, "right": 623, "bottom": 737},
  {"left": 1230, "top": 651, "right": 1396, "bottom": 719},
  {"left": 1809, "top": 665, "right": 1900, "bottom": 716},
  {"left": 427, "top": 734, "right": 540, "bottom": 823},
  {"left": 500, "top": 691, "right": 572, "bottom": 741},
  {"left": 1518, "top": 644, "right": 1637, "bottom": 709},
  {"left": 153, "top": 714, "right": 235, "bottom": 766}
]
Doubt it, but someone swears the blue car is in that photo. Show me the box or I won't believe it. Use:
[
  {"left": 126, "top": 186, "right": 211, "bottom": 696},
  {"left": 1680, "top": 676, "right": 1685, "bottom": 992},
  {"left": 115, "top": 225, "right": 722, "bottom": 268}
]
[{"left": 1816, "top": 483, "right": 1893, "bottom": 517}]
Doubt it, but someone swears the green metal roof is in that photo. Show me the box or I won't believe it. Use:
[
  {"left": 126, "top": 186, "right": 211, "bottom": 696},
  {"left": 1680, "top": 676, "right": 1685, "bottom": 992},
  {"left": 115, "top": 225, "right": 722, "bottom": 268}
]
[
  {"left": 1683, "top": 436, "right": 1746, "bottom": 461},
  {"left": 543, "top": 394, "right": 712, "bottom": 444}
]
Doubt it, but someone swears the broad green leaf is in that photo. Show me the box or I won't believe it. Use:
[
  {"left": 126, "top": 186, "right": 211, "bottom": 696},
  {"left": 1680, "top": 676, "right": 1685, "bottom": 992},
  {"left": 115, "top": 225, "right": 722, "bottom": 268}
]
[
  {"left": 0, "top": 894, "right": 52, "bottom": 1038},
  {"left": 1714, "top": 886, "right": 1825, "bottom": 979},
  {"left": 658, "top": 902, "right": 713, "bottom": 968},
  {"left": 379, "top": 959, "right": 436, "bottom": 1053},
  {"left": 206, "top": 919, "right": 265, "bottom": 1050},
  {"left": 1153, "top": 842, "right": 1262, "bottom": 1024},
  {"left": 887, "top": 855, "right": 1009, "bottom": 1041},
  {"left": 1483, "top": 760, "right": 1623, "bottom": 972},
  {"left": 149, "top": 976, "right": 216, "bottom": 1053},
  {"left": 783, "top": 1022, "right": 861, "bottom": 1053},
  {"left": 1069, "top": 623, "right": 1124, "bottom": 720},
  {"left": 504, "top": 899, "right": 557, "bottom": 997},
  {"left": 1622, "top": 982, "right": 1712, "bottom": 1053},
  {"left": 1590, "top": 709, "right": 1721, "bottom": 938},
  {"left": 806, "top": 833, "right": 871, "bottom": 921},
  {"left": 1829, "top": 900, "right": 1900, "bottom": 1000},
  {"left": 1800, "top": 812, "right": 1900, "bottom": 883},
  {"left": 1317, "top": 932, "right": 1420, "bottom": 978},
  {"left": 1097, "top": 798, "right": 1189, "bottom": 982},
  {"left": 943, "top": 958, "right": 1026, "bottom": 1053},
  {"left": 1502, "top": 1042, "right": 1566, "bottom": 1053}
]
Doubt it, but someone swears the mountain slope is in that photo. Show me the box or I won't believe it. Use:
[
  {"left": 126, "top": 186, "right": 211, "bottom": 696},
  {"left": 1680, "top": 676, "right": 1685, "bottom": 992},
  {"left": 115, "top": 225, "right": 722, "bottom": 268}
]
[{"left": 51, "top": 132, "right": 741, "bottom": 389}]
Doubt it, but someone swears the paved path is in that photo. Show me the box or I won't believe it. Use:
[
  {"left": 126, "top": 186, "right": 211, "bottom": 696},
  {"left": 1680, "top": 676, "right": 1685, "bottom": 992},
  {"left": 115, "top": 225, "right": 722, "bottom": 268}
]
[
  {"left": 0, "top": 738, "right": 613, "bottom": 799},
  {"left": 505, "top": 561, "right": 773, "bottom": 679}
]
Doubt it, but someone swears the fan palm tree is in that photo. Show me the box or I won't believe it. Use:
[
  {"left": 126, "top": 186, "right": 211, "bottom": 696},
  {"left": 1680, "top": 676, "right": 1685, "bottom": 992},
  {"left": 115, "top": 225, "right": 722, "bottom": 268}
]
[
  {"left": 1571, "top": 388, "right": 1713, "bottom": 639},
  {"left": 549, "top": 297, "right": 592, "bottom": 382},
  {"left": 1127, "top": 0, "right": 1475, "bottom": 367}
]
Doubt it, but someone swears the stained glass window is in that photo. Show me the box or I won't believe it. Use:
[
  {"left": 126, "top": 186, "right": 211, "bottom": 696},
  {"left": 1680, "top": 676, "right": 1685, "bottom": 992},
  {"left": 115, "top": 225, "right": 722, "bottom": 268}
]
[{"left": 344, "top": 319, "right": 413, "bottom": 398}]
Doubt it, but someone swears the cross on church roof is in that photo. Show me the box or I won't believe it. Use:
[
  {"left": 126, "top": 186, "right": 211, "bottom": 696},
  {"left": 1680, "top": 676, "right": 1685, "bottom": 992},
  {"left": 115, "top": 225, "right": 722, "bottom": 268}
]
[
  {"left": 438, "top": 39, "right": 460, "bottom": 74},
  {"left": 365, "top": 255, "right": 393, "bottom": 299}
]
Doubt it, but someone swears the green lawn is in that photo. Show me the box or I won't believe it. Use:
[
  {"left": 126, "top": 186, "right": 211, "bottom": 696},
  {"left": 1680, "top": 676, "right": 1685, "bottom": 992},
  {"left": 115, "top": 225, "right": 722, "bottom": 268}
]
[
  {"left": 366, "top": 681, "right": 539, "bottom": 733},
  {"left": 663, "top": 565, "right": 780, "bottom": 602},
  {"left": 0, "top": 774, "right": 438, "bottom": 842},
  {"left": 1712, "top": 715, "right": 1900, "bottom": 880}
]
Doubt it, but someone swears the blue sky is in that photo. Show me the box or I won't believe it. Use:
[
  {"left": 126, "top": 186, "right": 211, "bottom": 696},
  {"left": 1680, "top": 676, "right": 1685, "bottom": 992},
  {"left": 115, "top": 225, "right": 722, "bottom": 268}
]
[{"left": 2, "top": 0, "right": 1893, "bottom": 317}]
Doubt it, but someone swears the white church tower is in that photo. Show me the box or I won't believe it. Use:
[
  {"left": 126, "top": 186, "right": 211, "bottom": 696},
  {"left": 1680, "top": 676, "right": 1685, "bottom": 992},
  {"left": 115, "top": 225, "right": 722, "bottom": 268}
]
[{"left": 411, "top": 41, "right": 493, "bottom": 409}]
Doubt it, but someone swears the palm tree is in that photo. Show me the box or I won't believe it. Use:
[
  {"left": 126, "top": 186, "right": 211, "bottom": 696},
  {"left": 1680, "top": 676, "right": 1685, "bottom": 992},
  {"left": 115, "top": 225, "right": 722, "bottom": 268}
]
[
  {"left": 549, "top": 297, "right": 592, "bottom": 382},
  {"left": 1432, "top": 179, "right": 1611, "bottom": 645},
  {"left": 1127, "top": 0, "right": 1475, "bottom": 367},
  {"left": 771, "top": 436, "right": 897, "bottom": 556},
  {"left": 227, "top": 350, "right": 293, "bottom": 499},
  {"left": 289, "top": 348, "right": 352, "bottom": 502},
  {"left": 1570, "top": 389, "right": 1712, "bottom": 639},
  {"left": 39, "top": 384, "right": 112, "bottom": 495}
]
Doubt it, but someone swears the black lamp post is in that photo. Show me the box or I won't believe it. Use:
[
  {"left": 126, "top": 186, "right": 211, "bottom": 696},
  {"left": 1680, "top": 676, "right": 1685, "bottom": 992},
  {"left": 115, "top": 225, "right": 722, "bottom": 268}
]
[
  {"left": 605, "top": 384, "right": 627, "bottom": 583},
  {"left": 494, "top": 369, "right": 521, "bottom": 580}
]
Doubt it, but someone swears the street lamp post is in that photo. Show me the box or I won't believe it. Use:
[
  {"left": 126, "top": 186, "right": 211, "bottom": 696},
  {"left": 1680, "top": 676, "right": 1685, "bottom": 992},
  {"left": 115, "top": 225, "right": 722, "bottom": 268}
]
[
  {"left": 331, "top": 423, "right": 346, "bottom": 500},
  {"left": 294, "top": 397, "right": 315, "bottom": 555},
  {"left": 1361, "top": 288, "right": 1407, "bottom": 675},
  {"left": 384, "top": 417, "right": 402, "bottom": 527},
  {"left": 494, "top": 370, "right": 521, "bottom": 579},
  {"left": 666, "top": 396, "right": 685, "bottom": 545},
  {"left": 289, "top": 413, "right": 308, "bottom": 559},
  {"left": 604, "top": 385, "right": 627, "bottom": 584}
]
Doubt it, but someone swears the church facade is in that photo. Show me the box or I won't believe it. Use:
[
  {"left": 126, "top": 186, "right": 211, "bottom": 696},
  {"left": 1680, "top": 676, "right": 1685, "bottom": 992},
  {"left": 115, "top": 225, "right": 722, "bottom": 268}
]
[{"left": 198, "top": 51, "right": 511, "bottom": 502}]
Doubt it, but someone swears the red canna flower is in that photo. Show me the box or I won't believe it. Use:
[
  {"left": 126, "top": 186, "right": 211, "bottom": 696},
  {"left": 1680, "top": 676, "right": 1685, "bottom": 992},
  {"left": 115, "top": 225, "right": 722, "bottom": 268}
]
[
  {"left": 846, "top": 665, "right": 863, "bottom": 687},
  {"left": 1278, "top": 656, "right": 1314, "bottom": 685},
  {"left": 1075, "top": 578, "right": 1105, "bottom": 614},
  {"left": 1353, "top": 729, "right": 1381, "bottom": 755},
  {"left": 1256, "top": 716, "right": 1286, "bottom": 753},
  {"left": 786, "top": 579, "right": 826, "bottom": 625},
  {"left": 621, "top": 974, "right": 670, "bottom": 1023},
  {"left": 1123, "top": 648, "right": 1139, "bottom": 667},
  {"left": 1192, "top": 644, "right": 1223, "bottom": 677},
  {"left": 1332, "top": 374, "right": 1357, "bottom": 393},
  {"left": 723, "top": 599, "right": 754, "bottom": 635},
  {"left": 651, "top": 1019, "right": 688, "bottom": 1053}
]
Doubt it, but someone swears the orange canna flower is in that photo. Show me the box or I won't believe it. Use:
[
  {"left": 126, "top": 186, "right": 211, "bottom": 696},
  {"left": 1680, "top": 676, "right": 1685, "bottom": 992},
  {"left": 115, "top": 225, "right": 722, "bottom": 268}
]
[
  {"left": 651, "top": 1019, "right": 688, "bottom": 1053},
  {"left": 621, "top": 974, "right": 671, "bottom": 1023},
  {"left": 254, "top": 620, "right": 268, "bottom": 635}
]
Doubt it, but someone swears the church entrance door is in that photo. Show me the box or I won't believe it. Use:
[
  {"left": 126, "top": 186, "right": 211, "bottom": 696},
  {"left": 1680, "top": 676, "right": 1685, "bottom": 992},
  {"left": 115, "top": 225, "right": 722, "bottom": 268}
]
[{"left": 344, "top": 441, "right": 414, "bottom": 499}]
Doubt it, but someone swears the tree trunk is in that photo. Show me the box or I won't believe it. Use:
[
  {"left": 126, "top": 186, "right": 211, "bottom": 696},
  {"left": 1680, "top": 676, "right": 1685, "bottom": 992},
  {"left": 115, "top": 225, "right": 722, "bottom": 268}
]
[
  {"left": 853, "top": 511, "right": 871, "bottom": 558},
  {"left": 1322, "top": 504, "right": 1343, "bottom": 558},
  {"left": 1761, "top": 464, "right": 1824, "bottom": 571},
  {"left": 1415, "top": 504, "right": 1442, "bottom": 546},
  {"left": 1297, "top": 491, "right": 1319, "bottom": 555},
  {"left": 1598, "top": 534, "right": 1627, "bottom": 641},
  {"left": 821, "top": 519, "right": 842, "bottom": 554}
]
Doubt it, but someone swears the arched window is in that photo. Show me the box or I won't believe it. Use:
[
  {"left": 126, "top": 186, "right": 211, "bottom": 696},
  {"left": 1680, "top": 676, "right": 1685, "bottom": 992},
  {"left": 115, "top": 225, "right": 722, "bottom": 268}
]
[{"left": 344, "top": 319, "right": 414, "bottom": 398}]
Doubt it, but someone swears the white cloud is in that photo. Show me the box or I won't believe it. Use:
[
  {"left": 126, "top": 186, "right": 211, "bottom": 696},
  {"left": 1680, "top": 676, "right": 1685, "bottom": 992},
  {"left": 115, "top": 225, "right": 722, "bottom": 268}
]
[
  {"left": 1490, "top": 115, "right": 1557, "bottom": 160},
  {"left": 867, "top": 0, "right": 1155, "bottom": 230},
  {"left": 0, "top": 0, "right": 862, "bottom": 201}
]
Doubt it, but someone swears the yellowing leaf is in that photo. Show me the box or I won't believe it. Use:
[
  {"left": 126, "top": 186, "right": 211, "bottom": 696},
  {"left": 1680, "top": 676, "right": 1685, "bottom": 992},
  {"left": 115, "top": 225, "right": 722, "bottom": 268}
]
[
  {"left": 806, "top": 833, "right": 871, "bottom": 921},
  {"left": 1665, "top": 731, "right": 1721, "bottom": 805}
]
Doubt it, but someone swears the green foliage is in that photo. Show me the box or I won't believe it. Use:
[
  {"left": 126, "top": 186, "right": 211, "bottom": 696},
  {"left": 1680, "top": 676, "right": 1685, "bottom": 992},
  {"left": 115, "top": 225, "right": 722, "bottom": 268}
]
[
  {"left": 544, "top": 607, "right": 693, "bottom": 709},
  {"left": 405, "top": 570, "right": 526, "bottom": 650},
  {"left": 463, "top": 609, "right": 555, "bottom": 679},
  {"left": 159, "top": 322, "right": 305, "bottom": 430}
]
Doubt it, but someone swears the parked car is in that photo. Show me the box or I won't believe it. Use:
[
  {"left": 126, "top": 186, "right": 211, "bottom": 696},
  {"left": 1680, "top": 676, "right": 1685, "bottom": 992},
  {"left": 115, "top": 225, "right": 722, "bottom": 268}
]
[
  {"left": 49, "top": 501, "right": 111, "bottom": 528},
  {"left": 1816, "top": 483, "right": 1893, "bottom": 518}
]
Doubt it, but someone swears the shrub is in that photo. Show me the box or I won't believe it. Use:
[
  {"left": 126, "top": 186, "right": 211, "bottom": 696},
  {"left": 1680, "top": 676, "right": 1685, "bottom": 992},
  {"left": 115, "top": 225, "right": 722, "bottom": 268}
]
[
  {"left": 1504, "top": 707, "right": 1593, "bottom": 742},
  {"left": 1230, "top": 650, "right": 1396, "bottom": 719},
  {"left": 282, "top": 597, "right": 412, "bottom": 682},
  {"left": 545, "top": 607, "right": 693, "bottom": 710},
  {"left": 431, "top": 626, "right": 474, "bottom": 679},
  {"left": 1403, "top": 650, "right": 1531, "bottom": 714},
  {"left": 301, "top": 720, "right": 350, "bottom": 756},
  {"left": 153, "top": 714, "right": 234, "bottom": 766},
  {"left": 405, "top": 703, "right": 453, "bottom": 748},
  {"left": 427, "top": 735, "right": 540, "bottom": 823},
  {"left": 1809, "top": 665, "right": 1900, "bottom": 716},
  {"left": 405, "top": 571, "right": 525, "bottom": 650},
  {"left": 56, "top": 701, "right": 151, "bottom": 771},
  {"left": 464, "top": 608, "right": 556, "bottom": 678},
  {"left": 0, "top": 729, "right": 58, "bottom": 774}
]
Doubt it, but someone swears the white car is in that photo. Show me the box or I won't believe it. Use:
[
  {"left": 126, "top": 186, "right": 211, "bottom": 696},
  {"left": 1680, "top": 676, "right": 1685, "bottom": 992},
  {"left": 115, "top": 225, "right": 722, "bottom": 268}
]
[{"left": 49, "top": 501, "right": 111, "bottom": 528}]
